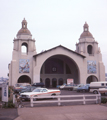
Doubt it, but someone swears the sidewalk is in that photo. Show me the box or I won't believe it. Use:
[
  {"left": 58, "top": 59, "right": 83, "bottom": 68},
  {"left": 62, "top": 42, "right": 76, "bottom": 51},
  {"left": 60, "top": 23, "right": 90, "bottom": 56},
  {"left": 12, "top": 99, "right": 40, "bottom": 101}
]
[
  {"left": 14, "top": 104, "right": 107, "bottom": 120},
  {"left": 0, "top": 108, "right": 18, "bottom": 120}
]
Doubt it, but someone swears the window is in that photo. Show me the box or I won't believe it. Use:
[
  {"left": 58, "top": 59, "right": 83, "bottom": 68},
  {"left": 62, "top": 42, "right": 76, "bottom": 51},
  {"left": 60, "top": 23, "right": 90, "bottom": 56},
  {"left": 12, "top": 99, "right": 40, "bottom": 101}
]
[
  {"left": 101, "top": 83, "right": 104, "bottom": 86},
  {"left": 87, "top": 45, "right": 93, "bottom": 54},
  {"left": 21, "top": 43, "right": 28, "bottom": 54}
]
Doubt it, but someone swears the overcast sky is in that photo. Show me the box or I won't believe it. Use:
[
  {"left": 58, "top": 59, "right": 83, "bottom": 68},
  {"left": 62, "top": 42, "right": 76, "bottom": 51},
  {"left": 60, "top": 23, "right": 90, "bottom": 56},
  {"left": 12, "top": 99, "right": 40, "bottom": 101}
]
[{"left": 0, "top": 0, "right": 107, "bottom": 78}]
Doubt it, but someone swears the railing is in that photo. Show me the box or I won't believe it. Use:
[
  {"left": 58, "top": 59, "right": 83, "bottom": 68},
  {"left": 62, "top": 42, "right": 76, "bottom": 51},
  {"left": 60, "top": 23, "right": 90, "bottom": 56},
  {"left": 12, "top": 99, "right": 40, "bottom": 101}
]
[{"left": 30, "top": 94, "right": 101, "bottom": 107}]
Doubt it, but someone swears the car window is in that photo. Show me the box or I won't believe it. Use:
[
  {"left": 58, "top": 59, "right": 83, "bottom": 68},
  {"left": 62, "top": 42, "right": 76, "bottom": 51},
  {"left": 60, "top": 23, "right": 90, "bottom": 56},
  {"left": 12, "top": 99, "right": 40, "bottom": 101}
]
[
  {"left": 101, "top": 83, "right": 104, "bottom": 86},
  {"left": 33, "top": 89, "right": 41, "bottom": 92},
  {"left": 43, "top": 89, "right": 47, "bottom": 92}
]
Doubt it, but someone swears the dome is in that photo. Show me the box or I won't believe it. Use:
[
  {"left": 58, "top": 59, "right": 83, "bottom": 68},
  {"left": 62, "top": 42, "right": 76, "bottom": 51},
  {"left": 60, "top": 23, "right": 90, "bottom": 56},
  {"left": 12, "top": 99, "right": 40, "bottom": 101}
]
[
  {"left": 17, "top": 18, "right": 32, "bottom": 36},
  {"left": 80, "top": 22, "right": 93, "bottom": 39}
]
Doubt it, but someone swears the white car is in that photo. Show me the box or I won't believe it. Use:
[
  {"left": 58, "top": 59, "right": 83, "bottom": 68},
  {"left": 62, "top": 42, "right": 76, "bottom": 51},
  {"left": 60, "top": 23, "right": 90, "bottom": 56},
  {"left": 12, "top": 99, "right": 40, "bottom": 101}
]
[
  {"left": 73, "top": 84, "right": 84, "bottom": 91},
  {"left": 20, "top": 88, "right": 61, "bottom": 100}
]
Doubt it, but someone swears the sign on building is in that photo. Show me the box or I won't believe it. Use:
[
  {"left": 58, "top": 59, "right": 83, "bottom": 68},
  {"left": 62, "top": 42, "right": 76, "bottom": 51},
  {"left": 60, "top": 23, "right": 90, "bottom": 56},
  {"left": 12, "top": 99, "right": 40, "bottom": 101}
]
[
  {"left": 67, "top": 78, "right": 74, "bottom": 84},
  {"left": 2, "top": 82, "right": 8, "bottom": 102}
]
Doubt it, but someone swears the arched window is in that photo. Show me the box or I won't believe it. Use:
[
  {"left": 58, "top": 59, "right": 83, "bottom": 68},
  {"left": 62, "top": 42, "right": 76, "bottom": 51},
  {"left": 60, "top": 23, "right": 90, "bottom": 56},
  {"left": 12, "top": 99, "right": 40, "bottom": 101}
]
[
  {"left": 21, "top": 43, "right": 28, "bottom": 54},
  {"left": 87, "top": 45, "right": 93, "bottom": 54}
]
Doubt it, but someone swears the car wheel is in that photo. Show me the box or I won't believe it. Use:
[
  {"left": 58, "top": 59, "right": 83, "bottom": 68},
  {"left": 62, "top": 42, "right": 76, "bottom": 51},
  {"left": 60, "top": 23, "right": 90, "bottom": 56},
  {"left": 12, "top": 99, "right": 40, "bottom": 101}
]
[
  {"left": 93, "top": 90, "right": 98, "bottom": 94},
  {"left": 33, "top": 95, "right": 37, "bottom": 101},
  {"left": 83, "top": 89, "right": 86, "bottom": 92},
  {"left": 51, "top": 93, "right": 56, "bottom": 96},
  {"left": 101, "top": 93, "right": 105, "bottom": 96}
]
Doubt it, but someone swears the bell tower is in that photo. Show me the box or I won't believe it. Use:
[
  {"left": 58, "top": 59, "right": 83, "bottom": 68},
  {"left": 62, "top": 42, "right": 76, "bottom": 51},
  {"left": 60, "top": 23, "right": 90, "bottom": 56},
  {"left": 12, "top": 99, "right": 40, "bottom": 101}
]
[
  {"left": 9, "top": 18, "right": 36, "bottom": 85},
  {"left": 76, "top": 22, "right": 105, "bottom": 83},
  {"left": 76, "top": 22, "right": 99, "bottom": 56}
]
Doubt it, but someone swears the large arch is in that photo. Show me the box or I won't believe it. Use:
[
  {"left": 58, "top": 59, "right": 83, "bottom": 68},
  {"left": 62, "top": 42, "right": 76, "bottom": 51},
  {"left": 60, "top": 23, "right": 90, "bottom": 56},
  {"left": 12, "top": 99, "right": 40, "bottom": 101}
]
[
  {"left": 40, "top": 55, "right": 80, "bottom": 87},
  {"left": 86, "top": 75, "right": 98, "bottom": 84},
  {"left": 18, "top": 75, "right": 31, "bottom": 84}
]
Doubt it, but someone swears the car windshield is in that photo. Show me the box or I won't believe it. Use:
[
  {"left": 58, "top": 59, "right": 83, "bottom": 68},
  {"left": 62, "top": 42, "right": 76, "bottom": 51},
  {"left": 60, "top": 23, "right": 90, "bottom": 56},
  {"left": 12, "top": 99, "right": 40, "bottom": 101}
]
[
  {"left": 32, "top": 88, "right": 42, "bottom": 92},
  {"left": 20, "top": 86, "right": 27, "bottom": 89}
]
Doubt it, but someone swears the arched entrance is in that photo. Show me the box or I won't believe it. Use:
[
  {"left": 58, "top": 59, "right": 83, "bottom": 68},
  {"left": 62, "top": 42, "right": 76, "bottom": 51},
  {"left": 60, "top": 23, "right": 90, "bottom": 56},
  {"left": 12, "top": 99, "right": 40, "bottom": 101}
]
[
  {"left": 52, "top": 78, "right": 57, "bottom": 87},
  {"left": 18, "top": 75, "right": 31, "bottom": 84},
  {"left": 45, "top": 78, "right": 50, "bottom": 88},
  {"left": 40, "top": 55, "right": 80, "bottom": 88},
  {"left": 86, "top": 75, "right": 98, "bottom": 83}
]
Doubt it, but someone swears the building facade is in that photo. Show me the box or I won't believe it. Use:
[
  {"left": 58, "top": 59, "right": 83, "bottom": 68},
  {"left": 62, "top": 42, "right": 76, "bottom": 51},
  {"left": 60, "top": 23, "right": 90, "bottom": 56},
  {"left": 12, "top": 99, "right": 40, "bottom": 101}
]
[{"left": 9, "top": 19, "right": 105, "bottom": 87}]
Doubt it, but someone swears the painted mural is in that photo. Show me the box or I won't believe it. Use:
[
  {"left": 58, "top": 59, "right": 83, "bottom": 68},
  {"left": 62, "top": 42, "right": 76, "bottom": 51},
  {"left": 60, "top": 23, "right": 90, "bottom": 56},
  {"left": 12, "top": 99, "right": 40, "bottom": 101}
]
[
  {"left": 87, "top": 61, "right": 96, "bottom": 74},
  {"left": 19, "top": 59, "right": 30, "bottom": 73}
]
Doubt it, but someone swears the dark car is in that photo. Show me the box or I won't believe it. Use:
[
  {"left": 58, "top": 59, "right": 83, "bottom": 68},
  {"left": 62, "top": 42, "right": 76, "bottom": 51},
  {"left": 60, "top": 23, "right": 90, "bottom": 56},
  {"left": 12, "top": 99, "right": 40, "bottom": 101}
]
[
  {"left": 59, "top": 84, "right": 77, "bottom": 91},
  {"left": 32, "top": 82, "right": 44, "bottom": 87},
  {"left": 14, "top": 86, "right": 27, "bottom": 94},
  {"left": 19, "top": 86, "right": 37, "bottom": 94}
]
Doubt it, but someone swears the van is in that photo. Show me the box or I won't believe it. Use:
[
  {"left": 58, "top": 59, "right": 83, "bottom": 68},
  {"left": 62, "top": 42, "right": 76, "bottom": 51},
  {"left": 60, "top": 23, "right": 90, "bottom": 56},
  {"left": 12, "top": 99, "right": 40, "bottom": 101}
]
[{"left": 89, "top": 81, "right": 107, "bottom": 94}]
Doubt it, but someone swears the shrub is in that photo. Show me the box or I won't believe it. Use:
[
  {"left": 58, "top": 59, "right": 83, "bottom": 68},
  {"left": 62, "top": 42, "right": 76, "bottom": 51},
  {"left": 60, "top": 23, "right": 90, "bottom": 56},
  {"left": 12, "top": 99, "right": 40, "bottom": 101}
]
[
  {"left": 3, "top": 100, "right": 15, "bottom": 108},
  {"left": 101, "top": 98, "right": 107, "bottom": 104}
]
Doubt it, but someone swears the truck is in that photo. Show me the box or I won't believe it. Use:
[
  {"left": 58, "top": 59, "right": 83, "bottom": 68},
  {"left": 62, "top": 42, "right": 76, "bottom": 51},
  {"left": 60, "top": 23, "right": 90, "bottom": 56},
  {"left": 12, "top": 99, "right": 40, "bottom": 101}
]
[{"left": 89, "top": 81, "right": 107, "bottom": 94}]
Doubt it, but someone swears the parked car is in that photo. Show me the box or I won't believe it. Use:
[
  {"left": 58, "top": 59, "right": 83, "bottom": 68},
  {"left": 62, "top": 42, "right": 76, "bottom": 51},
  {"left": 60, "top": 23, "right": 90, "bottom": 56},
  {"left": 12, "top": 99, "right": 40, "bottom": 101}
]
[
  {"left": 89, "top": 81, "right": 107, "bottom": 94},
  {"left": 32, "top": 82, "right": 44, "bottom": 87},
  {"left": 99, "top": 87, "right": 107, "bottom": 95},
  {"left": 57, "top": 83, "right": 66, "bottom": 88},
  {"left": 14, "top": 85, "right": 28, "bottom": 94},
  {"left": 73, "top": 84, "right": 84, "bottom": 91},
  {"left": 19, "top": 86, "right": 37, "bottom": 94},
  {"left": 20, "top": 88, "right": 61, "bottom": 100},
  {"left": 77, "top": 84, "right": 90, "bottom": 92},
  {"left": 59, "top": 84, "right": 76, "bottom": 90},
  {"left": 14, "top": 83, "right": 30, "bottom": 87}
]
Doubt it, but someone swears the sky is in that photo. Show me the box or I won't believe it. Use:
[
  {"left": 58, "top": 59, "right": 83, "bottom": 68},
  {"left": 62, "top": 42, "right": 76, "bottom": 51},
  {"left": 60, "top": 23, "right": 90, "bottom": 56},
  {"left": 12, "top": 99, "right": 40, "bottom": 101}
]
[{"left": 0, "top": 0, "right": 107, "bottom": 78}]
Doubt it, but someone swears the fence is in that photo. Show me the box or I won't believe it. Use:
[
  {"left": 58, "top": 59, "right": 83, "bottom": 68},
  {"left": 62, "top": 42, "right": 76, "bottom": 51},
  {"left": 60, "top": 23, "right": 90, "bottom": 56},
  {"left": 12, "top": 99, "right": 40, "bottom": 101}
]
[{"left": 30, "top": 94, "right": 101, "bottom": 107}]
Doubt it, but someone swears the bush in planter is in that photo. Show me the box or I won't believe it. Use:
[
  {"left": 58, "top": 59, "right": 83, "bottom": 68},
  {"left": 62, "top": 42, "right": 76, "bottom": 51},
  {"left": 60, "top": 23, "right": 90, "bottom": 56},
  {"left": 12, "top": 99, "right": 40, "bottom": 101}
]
[
  {"left": 3, "top": 100, "right": 15, "bottom": 108},
  {"left": 101, "top": 98, "right": 107, "bottom": 104}
]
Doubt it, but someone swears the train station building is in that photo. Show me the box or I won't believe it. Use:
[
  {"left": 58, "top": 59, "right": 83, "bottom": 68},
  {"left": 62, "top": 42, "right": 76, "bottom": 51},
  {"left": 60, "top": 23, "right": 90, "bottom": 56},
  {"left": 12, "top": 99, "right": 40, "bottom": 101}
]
[{"left": 9, "top": 19, "right": 105, "bottom": 87}]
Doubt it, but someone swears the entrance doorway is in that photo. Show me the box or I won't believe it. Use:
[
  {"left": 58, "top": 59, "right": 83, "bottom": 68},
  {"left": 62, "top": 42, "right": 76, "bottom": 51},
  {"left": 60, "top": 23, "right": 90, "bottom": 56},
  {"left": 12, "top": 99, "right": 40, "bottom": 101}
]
[
  {"left": 52, "top": 78, "right": 57, "bottom": 87},
  {"left": 45, "top": 78, "right": 50, "bottom": 88},
  {"left": 58, "top": 78, "right": 63, "bottom": 85},
  {"left": 18, "top": 75, "right": 31, "bottom": 84},
  {"left": 86, "top": 75, "right": 98, "bottom": 83}
]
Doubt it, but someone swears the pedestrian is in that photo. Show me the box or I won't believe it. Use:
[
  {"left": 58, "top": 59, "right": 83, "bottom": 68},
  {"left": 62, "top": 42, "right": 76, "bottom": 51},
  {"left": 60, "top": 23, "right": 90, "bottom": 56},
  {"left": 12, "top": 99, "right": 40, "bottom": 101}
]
[{"left": 16, "top": 95, "right": 24, "bottom": 108}]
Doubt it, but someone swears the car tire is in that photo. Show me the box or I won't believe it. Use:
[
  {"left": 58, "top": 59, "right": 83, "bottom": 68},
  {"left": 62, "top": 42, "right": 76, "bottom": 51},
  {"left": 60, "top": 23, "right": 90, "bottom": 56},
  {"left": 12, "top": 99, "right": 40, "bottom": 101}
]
[
  {"left": 51, "top": 93, "right": 56, "bottom": 96},
  {"left": 83, "top": 89, "right": 86, "bottom": 92},
  {"left": 33, "top": 95, "right": 37, "bottom": 101},
  {"left": 93, "top": 90, "right": 98, "bottom": 94}
]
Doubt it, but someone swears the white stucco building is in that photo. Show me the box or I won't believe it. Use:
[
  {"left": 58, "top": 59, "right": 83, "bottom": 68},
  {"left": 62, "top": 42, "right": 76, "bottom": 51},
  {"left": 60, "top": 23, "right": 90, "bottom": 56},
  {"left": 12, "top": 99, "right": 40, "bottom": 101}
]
[{"left": 9, "top": 19, "right": 105, "bottom": 87}]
